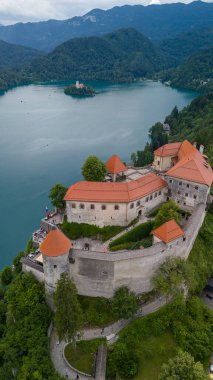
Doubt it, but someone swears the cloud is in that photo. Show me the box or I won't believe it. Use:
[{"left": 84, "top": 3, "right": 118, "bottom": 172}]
[{"left": 0, "top": 0, "right": 211, "bottom": 25}]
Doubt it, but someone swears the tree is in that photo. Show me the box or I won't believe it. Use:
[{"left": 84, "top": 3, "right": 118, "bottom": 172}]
[
  {"left": 159, "top": 351, "right": 208, "bottom": 380},
  {"left": 153, "top": 257, "right": 190, "bottom": 298},
  {"left": 13, "top": 252, "right": 25, "bottom": 273},
  {"left": 1, "top": 266, "right": 13, "bottom": 286},
  {"left": 107, "top": 343, "right": 139, "bottom": 379},
  {"left": 48, "top": 183, "right": 68, "bottom": 209},
  {"left": 81, "top": 155, "right": 106, "bottom": 182},
  {"left": 111, "top": 286, "right": 138, "bottom": 319},
  {"left": 54, "top": 273, "right": 83, "bottom": 342},
  {"left": 154, "top": 200, "right": 181, "bottom": 229}
]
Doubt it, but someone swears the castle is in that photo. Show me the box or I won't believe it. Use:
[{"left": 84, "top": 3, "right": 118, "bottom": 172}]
[{"left": 22, "top": 140, "right": 213, "bottom": 305}]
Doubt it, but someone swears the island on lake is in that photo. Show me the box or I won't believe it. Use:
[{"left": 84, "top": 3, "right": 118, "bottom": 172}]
[{"left": 64, "top": 81, "right": 96, "bottom": 97}]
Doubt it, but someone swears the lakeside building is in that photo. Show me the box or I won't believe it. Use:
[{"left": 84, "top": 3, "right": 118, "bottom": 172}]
[{"left": 22, "top": 139, "right": 213, "bottom": 302}]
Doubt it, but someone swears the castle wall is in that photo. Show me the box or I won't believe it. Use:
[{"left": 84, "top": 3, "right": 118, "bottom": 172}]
[
  {"left": 43, "top": 253, "right": 69, "bottom": 306},
  {"left": 66, "top": 188, "right": 167, "bottom": 227},
  {"left": 67, "top": 203, "right": 206, "bottom": 298},
  {"left": 22, "top": 262, "right": 44, "bottom": 283},
  {"left": 164, "top": 176, "right": 209, "bottom": 208}
]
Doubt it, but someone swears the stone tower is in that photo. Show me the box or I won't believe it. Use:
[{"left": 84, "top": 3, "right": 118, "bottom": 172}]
[{"left": 40, "top": 229, "right": 72, "bottom": 308}]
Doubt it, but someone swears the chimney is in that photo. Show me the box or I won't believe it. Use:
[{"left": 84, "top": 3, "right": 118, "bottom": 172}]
[
  {"left": 199, "top": 144, "right": 204, "bottom": 154},
  {"left": 193, "top": 142, "right": 197, "bottom": 148}
]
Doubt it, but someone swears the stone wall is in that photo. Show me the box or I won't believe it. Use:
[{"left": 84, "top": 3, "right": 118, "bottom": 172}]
[
  {"left": 164, "top": 176, "right": 209, "bottom": 208},
  {"left": 23, "top": 204, "right": 206, "bottom": 300},
  {"left": 22, "top": 259, "right": 44, "bottom": 283},
  {"left": 68, "top": 204, "right": 206, "bottom": 298}
]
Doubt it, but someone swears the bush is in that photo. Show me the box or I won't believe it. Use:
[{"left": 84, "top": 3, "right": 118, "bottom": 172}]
[
  {"left": 110, "top": 242, "right": 134, "bottom": 251},
  {"left": 112, "top": 286, "right": 138, "bottom": 319},
  {"left": 1, "top": 266, "right": 13, "bottom": 286},
  {"left": 107, "top": 343, "right": 139, "bottom": 379},
  {"left": 13, "top": 251, "right": 26, "bottom": 273},
  {"left": 109, "top": 221, "right": 154, "bottom": 248},
  {"left": 61, "top": 220, "right": 124, "bottom": 242},
  {"left": 154, "top": 200, "right": 181, "bottom": 229}
]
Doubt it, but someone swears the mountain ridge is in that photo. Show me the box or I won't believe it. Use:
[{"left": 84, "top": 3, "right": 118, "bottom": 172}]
[{"left": 0, "top": 1, "right": 212, "bottom": 51}]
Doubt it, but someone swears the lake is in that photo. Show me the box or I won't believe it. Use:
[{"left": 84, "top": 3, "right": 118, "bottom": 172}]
[{"left": 0, "top": 81, "right": 197, "bottom": 269}]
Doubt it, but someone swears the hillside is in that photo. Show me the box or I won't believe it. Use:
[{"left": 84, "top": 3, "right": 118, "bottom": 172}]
[
  {"left": 22, "top": 29, "right": 170, "bottom": 83},
  {"left": 0, "top": 40, "right": 43, "bottom": 70},
  {"left": 158, "top": 27, "right": 213, "bottom": 65},
  {"left": 161, "top": 47, "right": 213, "bottom": 93},
  {"left": 0, "top": 1, "right": 212, "bottom": 51},
  {"left": 166, "top": 94, "right": 213, "bottom": 165}
]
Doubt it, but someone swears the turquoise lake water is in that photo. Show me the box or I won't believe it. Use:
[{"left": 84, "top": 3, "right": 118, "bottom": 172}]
[{"left": 0, "top": 81, "right": 197, "bottom": 268}]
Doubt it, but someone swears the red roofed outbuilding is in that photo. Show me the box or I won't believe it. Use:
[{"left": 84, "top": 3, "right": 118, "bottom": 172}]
[
  {"left": 152, "top": 219, "right": 184, "bottom": 245},
  {"left": 105, "top": 154, "right": 127, "bottom": 182}
]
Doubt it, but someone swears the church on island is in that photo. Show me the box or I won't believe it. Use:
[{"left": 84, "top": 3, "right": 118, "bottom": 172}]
[{"left": 22, "top": 139, "right": 213, "bottom": 303}]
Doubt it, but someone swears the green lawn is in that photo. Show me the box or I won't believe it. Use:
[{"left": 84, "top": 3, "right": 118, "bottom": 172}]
[
  {"left": 64, "top": 338, "right": 106, "bottom": 375},
  {"left": 133, "top": 331, "right": 178, "bottom": 380},
  {"left": 78, "top": 295, "right": 117, "bottom": 327}
]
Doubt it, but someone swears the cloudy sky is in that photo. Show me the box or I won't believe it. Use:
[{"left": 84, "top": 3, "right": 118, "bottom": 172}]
[{"left": 0, "top": 0, "right": 211, "bottom": 25}]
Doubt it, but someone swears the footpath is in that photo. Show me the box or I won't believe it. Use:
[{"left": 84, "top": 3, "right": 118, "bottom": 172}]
[{"left": 50, "top": 296, "right": 167, "bottom": 380}]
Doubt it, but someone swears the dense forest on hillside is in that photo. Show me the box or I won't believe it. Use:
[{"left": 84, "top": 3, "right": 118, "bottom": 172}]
[
  {"left": 21, "top": 29, "right": 170, "bottom": 83},
  {"left": 131, "top": 94, "right": 213, "bottom": 167},
  {"left": 0, "top": 40, "right": 43, "bottom": 70},
  {"left": 167, "top": 94, "right": 213, "bottom": 165},
  {"left": 0, "top": 25, "right": 212, "bottom": 93},
  {"left": 161, "top": 47, "right": 213, "bottom": 93},
  {"left": 158, "top": 27, "right": 213, "bottom": 65}
]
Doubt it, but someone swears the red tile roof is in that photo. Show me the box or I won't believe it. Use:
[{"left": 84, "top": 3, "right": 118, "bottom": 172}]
[
  {"left": 152, "top": 219, "right": 184, "bottom": 243},
  {"left": 154, "top": 142, "right": 182, "bottom": 157},
  {"left": 166, "top": 140, "right": 213, "bottom": 186},
  {"left": 106, "top": 154, "right": 127, "bottom": 174},
  {"left": 64, "top": 173, "right": 167, "bottom": 203},
  {"left": 40, "top": 230, "right": 72, "bottom": 257}
]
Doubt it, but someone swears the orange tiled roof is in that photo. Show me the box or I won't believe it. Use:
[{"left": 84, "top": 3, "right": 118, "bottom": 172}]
[
  {"left": 154, "top": 142, "right": 182, "bottom": 157},
  {"left": 106, "top": 154, "right": 127, "bottom": 174},
  {"left": 40, "top": 230, "right": 72, "bottom": 257},
  {"left": 166, "top": 140, "right": 213, "bottom": 186},
  {"left": 64, "top": 173, "right": 167, "bottom": 203},
  {"left": 152, "top": 219, "right": 184, "bottom": 243}
]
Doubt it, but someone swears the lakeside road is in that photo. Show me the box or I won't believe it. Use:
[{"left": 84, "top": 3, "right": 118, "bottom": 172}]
[{"left": 50, "top": 296, "right": 167, "bottom": 379}]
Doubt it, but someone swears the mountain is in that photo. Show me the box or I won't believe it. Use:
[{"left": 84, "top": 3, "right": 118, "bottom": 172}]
[
  {"left": 0, "top": 1, "right": 212, "bottom": 51},
  {"left": 0, "top": 40, "right": 43, "bottom": 70},
  {"left": 162, "top": 47, "right": 213, "bottom": 93},
  {"left": 22, "top": 28, "right": 170, "bottom": 83},
  {"left": 158, "top": 28, "right": 213, "bottom": 66}
]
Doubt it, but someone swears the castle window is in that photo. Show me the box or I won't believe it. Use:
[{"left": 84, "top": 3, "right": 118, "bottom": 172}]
[
  {"left": 195, "top": 186, "right": 198, "bottom": 190},
  {"left": 179, "top": 181, "right": 182, "bottom": 186},
  {"left": 130, "top": 203, "right": 134, "bottom": 209},
  {"left": 114, "top": 205, "right": 119, "bottom": 210},
  {"left": 183, "top": 236, "right": 186, "bottom": 242},
  {"left": 185, "top": 193, "right": 188, "bottom": 197},
  {"left": 71, "top": 203, "right": 76, "bottom": 208},
  {"left": 154, "top": 193, "right": 157, "bottom": 198},
  {"left": 169, "top": 179, "right": 173, "bottom": 183},
  {"left": 90, "top": 204, "right": 95, "bottom": 210},
  {"left": 158, "top": 191, "right": 161, "bottom": 196},
  {"left": 150, "top": 195, "right": 153, "bottom": 200},
  {"left": 145, "top": 197, "right": 149, "bottom": 202},
  {"left": 102, "top": 205, "right": 106, "bottom": 210},
  {"left": 80, "top": 203, "right": 85, "bottom": 209},
  {"left": 186, "top": 184, "right": 189, "bottom": 188},
  {"left": 54, "top": 265, "right": 57, "bottom": 269},
  {"left": 194, "top": 195, "right": 197, "bottom": 199},
  {"left": 136, "top": 201, "right": 140, "bottom": 206},
  {"left": 157, "top": 160, "right": 160, "bottom": 165}
]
